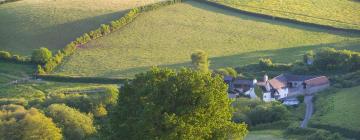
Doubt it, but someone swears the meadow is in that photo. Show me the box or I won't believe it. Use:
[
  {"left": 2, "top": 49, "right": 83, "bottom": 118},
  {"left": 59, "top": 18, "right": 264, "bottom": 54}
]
[
  {"left": 0, "top": 62, "right": 35, "bottom": 84},
  {"left": 245, "top": 130, "right": 285, "bottom": 140},
  {"left": 0, "top": 0, "right": 162, "bottom": 55},
  {"left": 210, "top": 0, "right": 360, "bottom": 30},
  {"left": 311, "top": 86, "right": 360, "bottom": 132},
  {"left": 55, "top": 1, "right": 360, "bottom": 78}
]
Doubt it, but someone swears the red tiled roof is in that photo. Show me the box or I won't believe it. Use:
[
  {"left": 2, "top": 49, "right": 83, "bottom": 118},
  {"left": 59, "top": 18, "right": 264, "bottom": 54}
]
[
  {"left": 305, "top": 76, "right": 329, "bottom": 87},
  {"left": 268, "top": 74, "right": 287, "bottom": 89}
]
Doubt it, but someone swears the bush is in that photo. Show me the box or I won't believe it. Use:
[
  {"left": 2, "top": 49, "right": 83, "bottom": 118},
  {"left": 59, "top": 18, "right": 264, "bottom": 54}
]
[
  {"left": 313, "top": 47, "right": 360, "bottom": 72},
  {"left": 0, "top": 51, "right": 11, "bottom": 60},
  {"left": 259, "top": 58, "right": 273, "bottom": 69},
  {"left": 31, "top": 47, "right": 52, "bottom": 64},
  {"left": 46, "top": 104, "right": 96, "bottom": 140}
]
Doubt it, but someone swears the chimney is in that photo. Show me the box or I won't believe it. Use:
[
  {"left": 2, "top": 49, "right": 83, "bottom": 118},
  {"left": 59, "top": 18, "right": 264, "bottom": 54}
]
[{"left": 264, "top": 74, "right": 268, "bottom": 82}]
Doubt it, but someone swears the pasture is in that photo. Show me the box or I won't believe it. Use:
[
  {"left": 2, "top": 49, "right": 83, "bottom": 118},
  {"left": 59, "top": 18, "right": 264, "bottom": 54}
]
[
  {"left": 55, "top": 1, "right": 360, "bottom": 78},
  {"left": 0, "top": 62, "right": 35, "bottom": 84},
  {"left": 245, "top": 130, "right": 285, "bottom": 140},
  {"left": 311, "top": 86, "right": 360, "bottom": 133},
  {"left": 0, "top": 0, "right": 162, "bottom": 55},
  {"left": 210, "top": 0, "right": 360, "bottom": 30}
]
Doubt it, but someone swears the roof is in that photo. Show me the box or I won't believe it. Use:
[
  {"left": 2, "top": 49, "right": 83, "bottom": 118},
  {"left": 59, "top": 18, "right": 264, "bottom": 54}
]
[
  {"left": 233, "top": 79, "right": 253, "bottom": 85},
  {"left": 268, "top": 74, "right": 287, "bottom": 89},
  {"left": 223, "top": 76, "right": 233, "bottom": 81},
  {"left": 304, "top": 76, "right": 329, "bottom": 87},
  {"left": 268, "top": 74, "right": 329, "bottom": 89}
]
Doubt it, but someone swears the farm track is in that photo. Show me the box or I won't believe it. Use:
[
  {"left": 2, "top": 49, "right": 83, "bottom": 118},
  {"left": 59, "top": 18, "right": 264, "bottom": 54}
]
[{"left": 192, "top": 0, "right": 360, "bottom": 35}]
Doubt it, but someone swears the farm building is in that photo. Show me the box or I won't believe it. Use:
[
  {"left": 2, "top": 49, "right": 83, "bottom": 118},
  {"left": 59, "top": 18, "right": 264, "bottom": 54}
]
[{"left": 224, "top": 74, "right": 330, "bottom": 103}]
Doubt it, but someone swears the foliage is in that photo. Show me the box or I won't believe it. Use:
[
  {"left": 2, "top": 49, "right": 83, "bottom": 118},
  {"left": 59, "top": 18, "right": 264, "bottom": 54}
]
[
  {"left": 110, "top": 68, "right": 248, "bottom": 139},
  {"left": 191, "top": 50, "right": 210, "bottom": 73},
  {"left": 259, "top": 58, "right": 292, "bottom": 71},
  {"left": 0, "top": 51, "right": 31, "bottom": 64},
  {"left": 31, "top": 47, "right": 52, "bottom": 64},
  {"left": 0, "top": 104, "right": 62, "bottom": 140},
  {"left": 46, "top": 104, "right": 96, "bottom": 140},
  {"left": 43, "top": 86, "right": 119, "bottom": 115},
  {"left": 214, "top": 67, "right": 238, "bottom": 77},
  {"left": 313, "top": 48, "right": 360, "bottom": 72},
  {"left": 232, "top": 98, "right": 290, "bottom": 127}
]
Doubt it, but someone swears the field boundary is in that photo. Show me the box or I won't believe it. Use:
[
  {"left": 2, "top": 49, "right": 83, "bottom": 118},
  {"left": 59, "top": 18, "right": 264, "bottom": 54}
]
[
  {"left": 35, "top": 74, "right": 128, "bottom": 84},
  {"left": 193, "top": 0, "right": 360, "bottom": 34},
  {"left": 310, "top": 123, "right": 360, "bottom": 139}
]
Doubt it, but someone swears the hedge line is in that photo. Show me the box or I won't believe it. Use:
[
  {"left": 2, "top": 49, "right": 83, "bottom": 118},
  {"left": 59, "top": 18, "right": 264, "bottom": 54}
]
[
  {"left": 195, "top": 0, "right": 360, "bottom": 34},
  {"left": 310, "top": 123, "right": 360, "bottom": 139},
  {"left": 0, "top": 0, "right": 21, "bottom": 4},
  {"left": 39, "top": 0, "right": 183, "bottom": 74},
  {"left": 0, "top": 51, "right": 32, "bottom": 64},
  {"left": 35, "top": 74, "right": 128, "bottom": 84}
]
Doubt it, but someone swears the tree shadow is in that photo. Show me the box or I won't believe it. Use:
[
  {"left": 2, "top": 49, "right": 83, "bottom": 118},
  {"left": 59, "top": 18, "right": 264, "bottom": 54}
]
[
  {"left": 99, "top": 39, "right": 360, "bottom": 78},
  {"left": 1, "top": 10, "right": 130, "bottom": 55},
  {"left": 185, "top": 0, "right": 360, "bottom": 38}
]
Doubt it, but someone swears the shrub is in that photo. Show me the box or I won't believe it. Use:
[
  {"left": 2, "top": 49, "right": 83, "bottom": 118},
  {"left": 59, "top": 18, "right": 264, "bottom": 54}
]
[
  {"left": 0, "top": 105, "right": 62, "bottom": 140},
  {"left": 46, "top": 104, "right": 96, "bottom": 140},
  {"left": 31, "top": 47, "right": 52, "bottom": 64},
  {"left": 0, "top": 51, "right": 11, "bottom": 60},
  {"left": 259, "top": 58, "right": 273, "bottom": 69},
  {"left": 100, "top": 24, "right": 111, "bottom": 35}
]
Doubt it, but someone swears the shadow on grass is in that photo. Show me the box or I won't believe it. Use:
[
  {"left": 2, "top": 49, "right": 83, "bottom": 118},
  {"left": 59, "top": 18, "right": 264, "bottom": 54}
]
[
  {"left": 185, "top": 0, "right": 360, "bottom": 38},
  {"left": 1, "top": 10, "right": 129, "bottom": 54},
  {"left": 99, "top": 39, "right": 360, "bottom": 78}
]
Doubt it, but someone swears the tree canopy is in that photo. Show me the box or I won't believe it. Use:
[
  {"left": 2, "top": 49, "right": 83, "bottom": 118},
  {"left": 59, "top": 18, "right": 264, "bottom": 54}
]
[
  {"left": 31, "top": 47, "right": 52, "bottom": 64},
  {"left": 0, "top": 104, "right": 62, "bottom": 140},
  {"left": 46, "top": 104, "right": 96, "bottom": 140},
  {"left": 191, "top": 50, "right": 210, "bottom": 73},
  {"left": 110, "top": 68, "right": 248, "bottom": 139}
]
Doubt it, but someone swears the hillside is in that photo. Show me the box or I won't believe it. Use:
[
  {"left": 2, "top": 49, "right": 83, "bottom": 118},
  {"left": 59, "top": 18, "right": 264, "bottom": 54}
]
[
  {"left": 311, "top": 86, "right": 360, "bottom": 138},
  {"left": 210, "top": 0, "right": 360, "bottom": 30},
  {"left": 54, "top": 0, "right": 360, "bottom": 78},
  {"left": 0, "top": 0, "right": 162, "bottom": 55}
]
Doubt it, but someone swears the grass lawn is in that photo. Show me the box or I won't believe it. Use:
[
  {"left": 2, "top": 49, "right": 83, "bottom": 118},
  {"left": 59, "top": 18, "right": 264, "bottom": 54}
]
[
  {"left": 0, "top": 81, "right": 116, "bottom": 103},
  {"left": 0, "top": 61, "right": 35, "bottom": 84},
  {"left": 210, "top": 0, "right": 360, "bottom": 30},
  {"left": 0, "top": 0, "right": 162, "bottom": 55},
  {"left": 55, "top": 1, "right": 360, "bottom": 78},
  {"left": 245, "top": 130, "right": 286, "bottom": 140},
  {"left": 311, "top": 86, "right": 360, "bottom": 132}
]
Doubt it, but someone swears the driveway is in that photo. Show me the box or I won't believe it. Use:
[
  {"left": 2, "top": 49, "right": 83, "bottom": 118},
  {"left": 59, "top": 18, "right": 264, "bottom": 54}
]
[{"left": 300, "top": 95, "right": 314, "bottom": 128}]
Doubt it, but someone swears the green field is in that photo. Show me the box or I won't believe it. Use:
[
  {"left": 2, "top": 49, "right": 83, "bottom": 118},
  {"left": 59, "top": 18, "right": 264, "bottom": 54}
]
[
  {"left": 54, "top": 1, "right": 360, "bottom": 78},
  {"left": 312, "top": 86, "right": 360, "bottom": 132},
  {"left": 0, "top": 62, "right": 35, "bottom": 84},
  {"left": 0, "top": 0, "right": 162, "bottom": 55},
  {"left": 210, "top": 0, "right": 360, "bottom": 30},
  {"left": 245, "top": 130, "right": 286, "bottom": 140}
]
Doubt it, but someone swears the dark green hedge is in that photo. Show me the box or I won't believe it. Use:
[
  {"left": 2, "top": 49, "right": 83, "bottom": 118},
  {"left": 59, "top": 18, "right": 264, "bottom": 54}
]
[
  {"left": 36, "top": 74, "right": 128, "bottom": 84},
  {"left": 0, "top": 51, "right": 32, "bottom": 64}
]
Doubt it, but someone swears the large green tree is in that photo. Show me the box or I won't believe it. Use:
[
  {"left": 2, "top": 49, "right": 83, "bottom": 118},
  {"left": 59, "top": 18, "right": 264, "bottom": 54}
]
[
  {"left": 31, "top": 47, "right": 52, "bottom": 64},
  {"left": 110, "top": 68, "right": 248, "bottom": 139},
  {"left": 191, "top": 50, "right": 210, "bottom": 73},
  {"left": 46, "top": 104, "right": 96, "bottom": 140},
  {"left": 0, "top": 104, "right": 62, "bottom": 140}
]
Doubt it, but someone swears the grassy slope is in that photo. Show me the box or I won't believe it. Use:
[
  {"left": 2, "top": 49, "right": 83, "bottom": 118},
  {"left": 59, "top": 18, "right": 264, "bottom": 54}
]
[
  {"left": 55, "top": 1, "right": 360, "bottom": 78},
  {"left": 0, "top": 0, "right": 162, "bottom": 55},
  {"left": 0, "top": 62, "right": 35, "bottom": 84},
  {"left": 311, "top": 86, "right": 360, "bottom": 132},
  {"left": 210, "top": 0, "right": 360, "bottom": 30},
  {"left": 245, "top": 130, "right": 286, "bottom": 140}
]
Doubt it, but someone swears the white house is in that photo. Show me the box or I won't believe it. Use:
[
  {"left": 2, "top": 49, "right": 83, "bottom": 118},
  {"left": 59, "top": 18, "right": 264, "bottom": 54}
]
[{"left": 258, "top": 74, "right": 330, "bottom": 103}]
